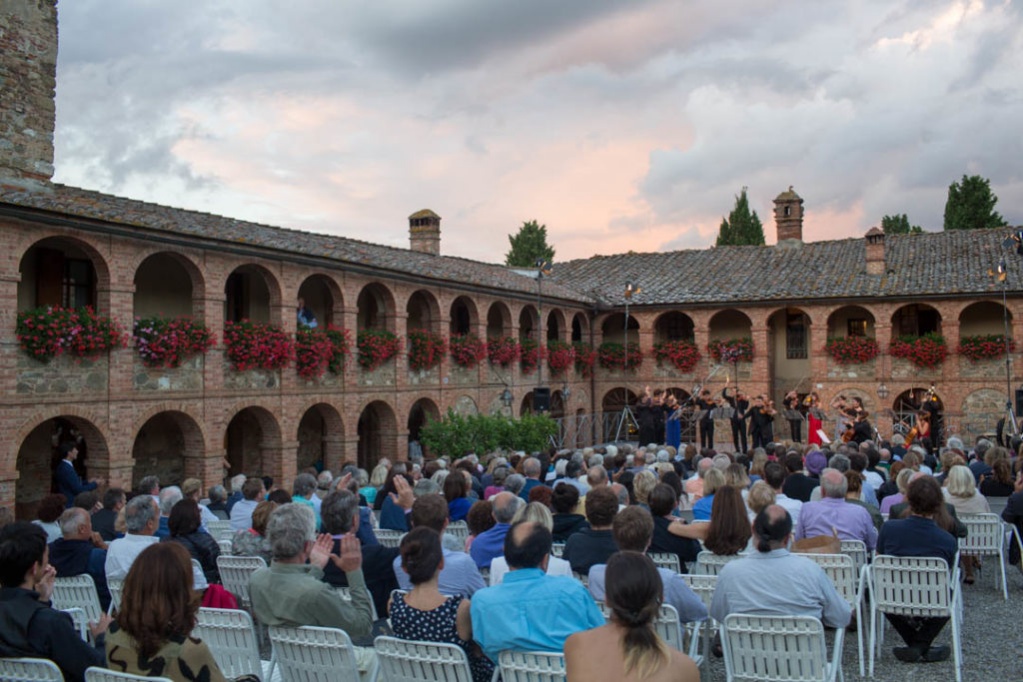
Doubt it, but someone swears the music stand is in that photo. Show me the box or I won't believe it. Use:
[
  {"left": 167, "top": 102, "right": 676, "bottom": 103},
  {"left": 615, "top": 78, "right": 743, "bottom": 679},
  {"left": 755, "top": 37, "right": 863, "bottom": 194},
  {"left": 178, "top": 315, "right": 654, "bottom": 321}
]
[
  {"left": 614, "top": 404, "right": 639, "bottom": 443},
  {"left": 713, "top": 406, "right": 735, "bottom": 420},
  {"left": 782, "top": 409, "right": 805, "bottom": 422}
]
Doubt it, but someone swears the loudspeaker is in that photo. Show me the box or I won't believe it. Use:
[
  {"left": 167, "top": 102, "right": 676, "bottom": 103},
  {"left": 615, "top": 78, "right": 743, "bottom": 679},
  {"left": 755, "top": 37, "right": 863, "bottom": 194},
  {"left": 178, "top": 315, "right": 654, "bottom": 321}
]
[
  {"left": 533, "top": 387, "right": 551, "bottom": 413},
  {"left": 1015, "top": 389, "right": 1023, "bottom": 417}
]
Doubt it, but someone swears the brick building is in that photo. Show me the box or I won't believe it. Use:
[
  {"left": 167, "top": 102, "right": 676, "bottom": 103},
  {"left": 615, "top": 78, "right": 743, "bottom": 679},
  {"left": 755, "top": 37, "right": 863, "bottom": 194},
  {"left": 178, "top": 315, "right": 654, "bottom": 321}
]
[{"left": 2, "top": 2, "right": 1020, "bottom": 518}]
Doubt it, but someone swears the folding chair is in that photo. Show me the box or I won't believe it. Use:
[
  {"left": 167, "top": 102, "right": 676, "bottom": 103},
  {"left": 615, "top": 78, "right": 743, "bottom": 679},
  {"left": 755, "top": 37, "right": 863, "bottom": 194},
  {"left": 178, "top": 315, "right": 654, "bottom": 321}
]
[
  {"left": 839, "top": 540, "right": 868, "bottom": 576},
  {"left": 205, "top": 519, "right": 234, "bottom": 542},
  {"left": 595, "top": 601, "right": 697, "bottom": 661},
  {"left": 217, "top": 554, "right": 266, "bottom": 609},
  {"left": 84, "top": 669, "right": 172, "bottom": 682},
  {"left": 60, "top": 607, "right": 88, "bottom": 641},
  {"left": 720, "top": 613, "right": 844, "bottom": 682},
  {"left": 648, "top": 551, "right": 681, "bottom": 574},
  {"left": 51, "top": 575, "right": 104, "bottom": 628},
  {"left": 106, "top": 578, "right": 123, "bottom": 613},
  {"left": 867, "top": 554, "right": 962, "bottom": 682},
  {"left": 194, "top": 607, "right": 275, "bottom": 681},
  {"left": 335, "top": 585, "right": 379, "bottom": 621},
  {"left": 445, "top": 521, "right": 469, "bottom": 544},
  {"left": 551, "top": 542, "right": 566, "bottom": 558},
  {"left": 681, "top": 573, "right": 717, "bottom": 670},
  {"left": 959, "top": 512, "right": 1008, "bottom": 599},
  {"left": 497, "top": 650, "right": 566, "bottom": 682},
  {"left": 802, "top": 553, "right": 867, "bottom": 676},
  {"left": 269, "top": 625, "right": 376, "bottom": 682},
  {"left": 375, "top": 529, "right": 404, "bottom": 548},
  {"left": 374, "top": 635, "right": 474, "bottom": 682},
  {"left": 219, "top": 539, "right": 234, "bottom": 555},
  {"left": 0, "top": 657, "right": 64, "bottom": 681},
  {"left": 695, "top": 551, "right": 742, "bottom": 576}
]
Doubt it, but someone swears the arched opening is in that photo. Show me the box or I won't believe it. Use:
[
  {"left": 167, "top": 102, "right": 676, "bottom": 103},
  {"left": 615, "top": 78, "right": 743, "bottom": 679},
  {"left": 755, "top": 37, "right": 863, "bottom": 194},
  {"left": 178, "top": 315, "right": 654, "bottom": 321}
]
[
  {"left": 450, "top": 297, "right": 477, "bottom": 336},
  {"left": 602, "top": 387, "right": 639, "bottom": 442},
  {"left": 959, "top": 301, "right": 1009, "bottom": 336},
  {"left": 15, "top": 416, "right": 109, "bottom": 519},
  {"left": 546, "top": 309, "right": 566, "bottom": 343},
  {"left": 357, "top": 401, "right": 397, "bottom": 470},
  {"left": 407, "top": 398, "right": 440, "bottom": 458},
  {"left": 18, "top": 237, "right": 105, "bottom": 311},
  {"left": 654, "top": 311, "right": 695, "bottom": 343},
  {"left": 601, "top": 313, "right": 639, "bottom": 345},
  {"left": 826, "top": 305, "right": 876, "bottom": 339},
  {"left": 551, "top": 390, "right": 567, "bottom": 419},
  {"left": 224, "top": 407, "right": 282, "bottom": 477},
  {"left": 134, "top": 253, "right": 198, "bottom": 319},
  {"left": 519, "top": 305, "right": 539, "bottom": 341},
  {"left": 571, "top": 313, "right": 587, "bottom": 343},
  {"left": 892, "top": 304, "right": 942, "bottom": 337},
  {"left": 224, "top": 265, "right": 275, "bottom": 323},
  {"left": 893, "top": 388, "right": 945, "bottom": 440},
  {"left": 131, "top": 411, "right": 205, "bottom": 489},
  {"left": 487, "top": 302, "right": 512, "bottom": 339},
  {"left": 708, "top": 309, "right": 753, "bottom": 344},
  {"left": 520, "top": 392, "right": 535, "bottom": 417},
  {"left": 297, "top": 403, "right": 345, "bottom": 473},
  {"left": 602, "top": 387, "right": 639, "bottom": 413},
  {"left": 406, "top": 290, "right": 440, "bottom": 332},
  {"left": 297, "top": 274, "right": 342, "bottom": 328},
  {"left": 357, "top": 283, "right": 396, "bottom": 332},
  {"left": 768, "top": 307, "right": 811, "bottom": 398}
]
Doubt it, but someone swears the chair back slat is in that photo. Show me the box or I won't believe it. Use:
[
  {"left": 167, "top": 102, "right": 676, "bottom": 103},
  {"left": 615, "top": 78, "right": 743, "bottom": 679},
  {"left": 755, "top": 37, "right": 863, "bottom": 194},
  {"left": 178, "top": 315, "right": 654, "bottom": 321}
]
[
  {"left": 648, "top": 552, "right": 681, "bottom": 574},
  {"left": 801, "top": 553, "right": 859, "bottom": 607},
  {"left": 497, "top": 650, "right": 566, "bottom": 682},
  {"left": 958, "top": 513, "right": 1004, "bottom": 555},
  {"left": 205, "top": 520, "right": 233, "bottom": 542},
  {"left": 870, "top": 555, "right": 953, "bottom": 616},
  {"left": 51, "top": 575, "right": 103, "bottom": 624},
  {"left": 216, "top": 554, "right": 265, "bottom": 608},
  {"left": 695, "top": 551, "right": 742, "bottom": 576},
  {"left": 838, "top": 540, "right": 868, "bottom": 575},
  {"left": 374, "top": 635, "right": 474, "bottom": 682},
  {"left": 375, "top": 529, "right": 404, "bottom": 548},
  {"left": 194, "top": 607, "right": 266, "bottom": 680},
  {"left": 446, "top": 521, "right": 470, "bottom": 543},
  {"left": 269, "top": 625, "right": 367, "bottom": 682},
  {"left": 551, "top": 542, "right": 565, "bottom": 558},
  {"left": 596, "top": 602, "right": 685, "bottom": 652},
  {"left": 722, "top": 614, "right": 834, "bottom": 682},
  {"left": 0, "top": 657, "right": 64, "bottom": 681}
]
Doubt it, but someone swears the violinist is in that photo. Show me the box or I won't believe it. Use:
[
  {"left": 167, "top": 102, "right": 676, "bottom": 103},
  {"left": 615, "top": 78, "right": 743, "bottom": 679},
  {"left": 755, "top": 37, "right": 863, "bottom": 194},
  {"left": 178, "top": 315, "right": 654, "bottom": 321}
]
[
  {"left": 695, "top": 389, "right": 717, "bottom": 449},
  {"left": 921, "top": 386, "right": 942, "bottom": 450},
  {"left": 830, "top": 394, "right": 848, "bottom": 443},
  {"left": 722, "top": 386, "right": 748, "bottom": 454},
  {"left": 904, "top": 411, "right": 932, "bottom": 452},
  {"left": 806, "top": 392, "right": 824, "bottom": 446},
  {"left": 664, "top": 393, "right": 682, "bottom": 450},
  {"left": 636, "top": 386, "right": 657, "bottom": 446},
  {"left": 783, "top": 390, "right": 803, "bottom": 443},
  {"left": 748, "top": 394, "right": 776, "bottom": 449},
  {"left": 851, "top": 410, "right": 872, "bottom": 445}
]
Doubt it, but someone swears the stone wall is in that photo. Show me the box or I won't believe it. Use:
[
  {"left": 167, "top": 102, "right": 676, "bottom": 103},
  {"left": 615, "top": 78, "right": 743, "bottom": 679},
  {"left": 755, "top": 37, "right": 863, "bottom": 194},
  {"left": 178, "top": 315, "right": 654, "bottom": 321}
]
[
  {"left": 17, "top": 353, "right": 108, "bottom": 394},
  {"left": 133, "top": 355, "right": 203, "bottom": 392}
]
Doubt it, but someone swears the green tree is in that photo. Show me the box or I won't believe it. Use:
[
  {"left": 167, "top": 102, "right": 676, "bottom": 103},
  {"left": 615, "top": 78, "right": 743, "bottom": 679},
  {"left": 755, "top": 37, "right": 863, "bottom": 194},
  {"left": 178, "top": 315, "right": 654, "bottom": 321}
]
[
  {"left": 716, "top": 187, "right": 765, "bottom": 246},
  {"left": 881, "top": 213, "right": 923, "bottom": 235},
  {"left": 943, "top": 174, "right": 1005, "bottom": 231},
  {"left": 505, "top": 220, "right": 555, "bottom": 267}
]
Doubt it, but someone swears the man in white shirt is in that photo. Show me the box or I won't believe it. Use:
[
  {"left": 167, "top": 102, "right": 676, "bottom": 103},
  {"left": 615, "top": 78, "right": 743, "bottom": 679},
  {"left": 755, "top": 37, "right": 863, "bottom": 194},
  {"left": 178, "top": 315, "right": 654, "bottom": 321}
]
[{"left": 104, "top": 495, "right": 160, "bottom": 581}]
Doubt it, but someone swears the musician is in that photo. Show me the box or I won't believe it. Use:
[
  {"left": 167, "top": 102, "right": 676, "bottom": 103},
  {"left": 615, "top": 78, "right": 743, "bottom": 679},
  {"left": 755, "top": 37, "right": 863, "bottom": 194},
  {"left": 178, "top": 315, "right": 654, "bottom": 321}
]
[
  {"left": 921, "top": 389, "right": 942, "bottom": 451},
  {"left": 806, "top": 393, "right": 824, "bottom": 446},
  {"left": 852, "top": 410, "right": 872, "bottom": 445},
  {"left": 905, "top": 411, "right": 932, "bottom": 453},
  {"left": 722, "top": 387, "right": 748, "bottom": 454},
  {"left": 635, "top": 387, "right": 657, "bottom": 446},
  {"left": 748, "top": 395, "right": 776, "bottom": 450},
  {"left": 830, "top": 394, "right": 848, "bottom": 443},
  {"left": 695, "top": 389, "right": 717, "bottom": 450},
  {"left": 664, "top": 394, "right": 682, "bottom": 451},
  {"left": 783, "top": 390, "right": 803, "bottom": 443},
  {"left": 651, "top": 389, "right": 666, "bottom": 445}
]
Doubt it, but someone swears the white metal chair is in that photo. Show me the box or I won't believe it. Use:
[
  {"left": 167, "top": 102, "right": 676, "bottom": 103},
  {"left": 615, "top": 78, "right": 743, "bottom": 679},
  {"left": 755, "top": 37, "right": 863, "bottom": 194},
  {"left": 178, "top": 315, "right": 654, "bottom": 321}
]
[
  {"left": 334, "top": 585, "right": 379, "bottom": 621},
  {"left": 0, "top": 657, "right": 64, "bottom": 681},
  {"left": 681, "top": 573, "right": 717, "bottom": 669},
  {"left": 374, "top": 635, "right": 474, "bottom": 682},
  {"left": 550, "top": 542, "right": 566, "bottom": 558},
  {"left": 648, "top": 551, "right": 681, "bottom": 574},
  {"left": 194, "top": 607, "right": 275, "bottom": 681},
  {"left": 802, "top": 553, "right": 867, "bottom": 676},
  {"left": 206, "top": 519, "right": 234, "bottom": 541},
  {"left": 695, "top": 551, "right": 742, "bottom": 576},
  {"left": 721, "top": 613, "right": 843, "bottom": 682},
  {"left": 219, "top": 539, "right": 234, "bottom": 555},
  {"left": 217, "top": 554, "right": 266, "bottom": 608},
  {"left": 446, "top": 521, "right": 469, "bottom": 544},
  {"left": 596, "top": 601, "right": 700, "bottom": 666},
  {"left": 106, "top": 578, "right": 123, "bottom": 613},
  {"left": 269, "top": 625, "right": 376, "bottom": 682},
  {"left": 375, "top": 529, "right": 404, "bottom": 548},
  {"left": 839, "top": 539, "right": 869, "bottom": 576},
  {"left": 497, "top": 650, "right": 566, "bottom": 682},
  {"left": 51, "top": 575, "right": 104, "bottom": 628},
  {"left": 867, "top": 554, "right": 962, "bottom": 682},
  {"left": 60, "top": 607, "right": 88, "bottom": 641},
  {"left": 959, "top": 512, "right": 1008, "bottom": 599},
  {"left": 84, "top": 669, "right": 172, "bottom": 682},
  {"left": 478, "top": 567, "right": 490, "bottom": 586}
]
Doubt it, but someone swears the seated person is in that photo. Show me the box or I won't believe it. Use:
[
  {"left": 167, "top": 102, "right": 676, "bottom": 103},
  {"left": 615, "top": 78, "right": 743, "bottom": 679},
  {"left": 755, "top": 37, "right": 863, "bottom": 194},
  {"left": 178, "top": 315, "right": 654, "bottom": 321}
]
[
  {"left": 563, "top": 486, "right": 619, "bottom": 575},
  {"left": 489, "top": 502, "right": 572, "bottom": 584},
  {"left": 567, "top": 552, "right": 700, "bottom": 682},
  {"left": 48, "top": 507, "right": 111, "bottom": 611}
]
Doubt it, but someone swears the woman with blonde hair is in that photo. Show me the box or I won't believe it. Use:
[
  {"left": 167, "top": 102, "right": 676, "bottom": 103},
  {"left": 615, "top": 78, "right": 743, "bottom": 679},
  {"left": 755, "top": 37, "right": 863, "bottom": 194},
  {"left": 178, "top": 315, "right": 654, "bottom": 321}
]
[
  {"left": 746, "top": 480, "right": 775, "bottom": 519},
  {"left": 565, "top": 552, "right": 699, "bottom": 682},
  {"left": 944, "top": 464, "right": 990, "bottom": 583},
  {"left": 633, "top": 470, "right": 658, "bottom": 509},
  {"left": 692, "top": 468, "right": 725, "bottom": 521},
  {"left": 488, "top": 501, "right": 571, "bottom": 583}
]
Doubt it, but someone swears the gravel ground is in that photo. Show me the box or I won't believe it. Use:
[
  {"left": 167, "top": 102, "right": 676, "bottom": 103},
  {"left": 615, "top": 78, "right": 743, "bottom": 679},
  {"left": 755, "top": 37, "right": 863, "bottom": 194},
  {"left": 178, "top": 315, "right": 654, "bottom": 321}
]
[{"left": 696, "top": 562, "right": 1023, "bottom": 681}]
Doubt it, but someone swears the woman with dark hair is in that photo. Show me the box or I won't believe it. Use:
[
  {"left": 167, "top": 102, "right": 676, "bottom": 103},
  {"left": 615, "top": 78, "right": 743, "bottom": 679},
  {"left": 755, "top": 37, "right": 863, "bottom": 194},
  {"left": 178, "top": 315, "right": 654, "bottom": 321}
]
[
  {"left": 231, "top": 500, "right": 277, "bottom": 566},
  {"left": 444, "top": 472, "right": 472, "bottom": 522},
  {"left": 646, "top": 484, "right": 700, "bottom": 573},
  {"left": 32, "top": 493, "right": 67, "bottom": 543},
  {"left": 551, "top": 484, "right": 588, "bottom": 542},
  {"left": 667, "top": 484, "right": 752, "bottom": 556},
  {"left": 464, "top": 500, "right": 495, "bottom": 552},
  {"left": 106, "top": 542, "right": 257, "bottom": 681},
  {"left": 980, "top": 458, "right": 1015, "bottom": 497},
  {"left": 389, "top": 527, "right": 494, "bottom": 682},
  {"left": 162, "top": 499, "right": 220, "bottom": 584},
  {"left": 565, "top": 551, "right": 698, "bottom": 681}
]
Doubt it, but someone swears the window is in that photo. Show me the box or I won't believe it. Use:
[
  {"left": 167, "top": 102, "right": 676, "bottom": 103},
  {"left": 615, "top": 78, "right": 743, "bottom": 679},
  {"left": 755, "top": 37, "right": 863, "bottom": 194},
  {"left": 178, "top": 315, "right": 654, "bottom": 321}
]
[
  {"left": 62, "top": 258, "right": 95, "bottom": 308},
  {"left": 847, "top": 319, "right": 867, "bottom": 337},
  {"left": 786, "top": 313, "right": 807, "bottom": 359}
]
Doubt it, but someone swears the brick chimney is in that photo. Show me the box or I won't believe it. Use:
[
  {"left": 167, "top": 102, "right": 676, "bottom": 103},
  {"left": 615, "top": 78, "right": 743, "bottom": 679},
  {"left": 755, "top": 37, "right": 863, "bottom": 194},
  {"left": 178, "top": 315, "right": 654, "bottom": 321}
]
[
  {"left": 773, "top": 186, "right": 804, "bottom": 245},
  {"left": 865, "top": 226, "right": 885, "bottom": 275},
  {"left": 408, "top": 209, "right": 440, "bottom": 255},
  {"left": 0, "top": 0, "right": 57, "bottom": 188}
]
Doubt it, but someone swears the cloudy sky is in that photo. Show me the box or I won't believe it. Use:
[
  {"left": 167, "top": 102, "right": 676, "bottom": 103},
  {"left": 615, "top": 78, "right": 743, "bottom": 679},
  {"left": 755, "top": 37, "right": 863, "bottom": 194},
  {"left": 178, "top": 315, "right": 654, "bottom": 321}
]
[{"left": 52, "top": 0, "right": 1023, "bottom": 263}]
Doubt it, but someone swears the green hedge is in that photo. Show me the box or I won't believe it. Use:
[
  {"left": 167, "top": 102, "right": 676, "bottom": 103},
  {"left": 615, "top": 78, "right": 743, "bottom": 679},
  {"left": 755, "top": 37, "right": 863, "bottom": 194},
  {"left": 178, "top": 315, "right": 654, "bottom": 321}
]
[{"left": 420, "top": 409, "right": 557, "bottom": 458}]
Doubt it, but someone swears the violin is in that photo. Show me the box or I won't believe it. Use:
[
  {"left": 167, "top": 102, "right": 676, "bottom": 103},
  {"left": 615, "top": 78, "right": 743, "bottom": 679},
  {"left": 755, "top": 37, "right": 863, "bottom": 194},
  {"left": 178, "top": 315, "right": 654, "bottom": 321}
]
[{"left": 842, "top": 423, "right": 855, "bottom": 443}]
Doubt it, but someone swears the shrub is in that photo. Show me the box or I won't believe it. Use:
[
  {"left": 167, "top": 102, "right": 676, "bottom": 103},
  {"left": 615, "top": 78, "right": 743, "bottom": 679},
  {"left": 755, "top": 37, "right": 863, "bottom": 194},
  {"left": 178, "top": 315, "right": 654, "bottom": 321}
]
[
  {"left": 419, "top": 409, "right": 558, "bottom": 457},
  {"left": 16, "top": 305, "right": 125, "bottom": 363}
]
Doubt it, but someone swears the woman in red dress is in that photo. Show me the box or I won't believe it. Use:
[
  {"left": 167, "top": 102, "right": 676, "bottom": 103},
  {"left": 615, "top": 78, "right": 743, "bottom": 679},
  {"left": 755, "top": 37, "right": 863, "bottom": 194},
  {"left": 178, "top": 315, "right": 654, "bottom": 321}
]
[{"left": 807, "top": 392, "right": 824, "bottom": 446}]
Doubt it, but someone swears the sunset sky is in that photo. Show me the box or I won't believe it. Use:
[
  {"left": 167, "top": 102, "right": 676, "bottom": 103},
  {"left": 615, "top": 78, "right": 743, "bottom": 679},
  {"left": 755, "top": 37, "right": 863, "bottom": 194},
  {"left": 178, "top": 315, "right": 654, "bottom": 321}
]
[{"left": 52, "top": 0, "right": 1023, "bottom": 263}]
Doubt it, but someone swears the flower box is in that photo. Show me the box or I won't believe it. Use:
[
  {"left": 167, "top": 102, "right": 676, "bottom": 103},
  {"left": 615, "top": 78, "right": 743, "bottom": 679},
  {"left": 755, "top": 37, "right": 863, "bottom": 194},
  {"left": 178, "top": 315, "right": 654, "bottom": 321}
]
[
  {"left": 547, "top": 340, "right": 575, "bottom": 377},
  {"left": 572, "top": 342, "right": 596, "bottom": 378},
  {"left": 890, "top": 333, "right": 947, "bottom": 369},
  {"left": 223, "top": 320, "right": 292, "bottom": 371},
  {"left": 707, "top": 337, "right": 754, "bottom": 363},
  {"left": 958, "top": 334, "right": 1015, "bottom": 362},
  {"left": 519, "top": 338, "right": 544, "bottom": 375},
  {"left": 407, "top": 329, "right": 446, "bottom": 371},
  {"left": 357, "top": 329, "right": 402, "bottom": 371},
  {"left": 487, "top": 337, "right": 520, "bottom": 367},
  {"left": 653, "top": 340, "right": 702, "bottom": 373},
  {"left": 450, "top": 334, "right": 488, "bottom": 369},
  {"left": 824, "top": 336, "right": 879, "bottom": 365},
  {"left": 598, "top": 342, "right": 642, "bottom": 371},
  {"left": 134, "top": 316, "right": 214, "bottom": 368},
  {"left": 295, "top": 326, "right": 350, "bottom": 379},
  {"left": 16, "top": 305, "right": 125, "bottom": 362}
]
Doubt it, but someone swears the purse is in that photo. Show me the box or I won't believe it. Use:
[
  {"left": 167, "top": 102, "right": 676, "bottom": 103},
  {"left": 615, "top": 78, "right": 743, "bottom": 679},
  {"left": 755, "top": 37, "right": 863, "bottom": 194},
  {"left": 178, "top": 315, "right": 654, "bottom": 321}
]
[{"left": 791, "top": 527, "right": 841, "bottom": 555}]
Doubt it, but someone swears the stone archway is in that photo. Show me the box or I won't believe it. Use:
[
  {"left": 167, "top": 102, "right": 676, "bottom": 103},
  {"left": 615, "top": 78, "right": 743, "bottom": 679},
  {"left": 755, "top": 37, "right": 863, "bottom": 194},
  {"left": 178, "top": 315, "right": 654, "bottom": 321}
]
[
  {"left": 297, "top": 403, "right": 345, "bottom": 473},
  {"left": 357, "top": 401, "right": 398, "bottom": 470},
  {"left": 131, "top": 410, "right": 206, "bottom": 489},
  {"left": 224, "top": 406, "right": 283, "bottom": 477}
]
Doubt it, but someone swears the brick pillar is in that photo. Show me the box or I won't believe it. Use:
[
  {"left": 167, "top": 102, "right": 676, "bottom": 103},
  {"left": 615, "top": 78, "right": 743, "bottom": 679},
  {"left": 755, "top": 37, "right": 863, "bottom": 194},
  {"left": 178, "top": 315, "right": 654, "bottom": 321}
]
[
  {"left": 394, "top": 312, "right": 409, "bottom": 391},
  {"left": 264, "top": 441, "right": 298, "bottom": 493},
  {"left": 203, "top": 294, "right": 226, "bottom": 390},
  {"left": 323, "top": 435, "right": 345, "bottom": 473},
  {"left": 750, "top": 325, "right": 770, "bottom": 396},
  {"left": 941, "top": 319, "right": 960, "bottom": 384},
  {"left": 190, "top": 449, "right": 229, "bottom": 489}
]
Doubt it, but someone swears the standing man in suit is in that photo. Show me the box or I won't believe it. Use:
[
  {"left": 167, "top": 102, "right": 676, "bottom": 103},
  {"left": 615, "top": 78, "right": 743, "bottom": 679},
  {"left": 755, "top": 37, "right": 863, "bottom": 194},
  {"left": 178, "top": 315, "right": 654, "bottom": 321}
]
[{"left": 54, "top": 442, "right": 103, "bottom": 509}]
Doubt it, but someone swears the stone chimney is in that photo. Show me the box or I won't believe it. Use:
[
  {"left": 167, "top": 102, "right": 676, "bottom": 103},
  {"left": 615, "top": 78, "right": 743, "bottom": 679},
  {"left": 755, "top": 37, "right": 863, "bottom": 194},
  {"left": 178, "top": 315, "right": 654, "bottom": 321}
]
[
  {"left": 865, "top": 226, "right": 885, "bottom": 275},
  {"left": 408, "top": 209, "right": 441, "bottom": 255},
  {"left": 0, "top": 0, "right": 58, "bottom": 188},
  {"left": 773, "top": 186, "right": 804, "bottom": 245}
]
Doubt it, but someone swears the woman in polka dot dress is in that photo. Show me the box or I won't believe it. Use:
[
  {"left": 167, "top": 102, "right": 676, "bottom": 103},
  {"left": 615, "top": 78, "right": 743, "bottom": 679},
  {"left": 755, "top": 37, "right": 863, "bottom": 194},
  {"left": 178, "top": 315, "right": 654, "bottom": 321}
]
[{"left": 389, "top": 526, "right": 495, "bottom": 682}]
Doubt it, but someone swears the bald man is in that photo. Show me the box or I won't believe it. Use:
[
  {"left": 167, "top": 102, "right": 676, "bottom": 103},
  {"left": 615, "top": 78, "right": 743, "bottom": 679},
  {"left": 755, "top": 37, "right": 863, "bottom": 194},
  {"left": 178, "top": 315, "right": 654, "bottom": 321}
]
[{"left": 469, "top": 492, "right": 521, "bottom": 569}]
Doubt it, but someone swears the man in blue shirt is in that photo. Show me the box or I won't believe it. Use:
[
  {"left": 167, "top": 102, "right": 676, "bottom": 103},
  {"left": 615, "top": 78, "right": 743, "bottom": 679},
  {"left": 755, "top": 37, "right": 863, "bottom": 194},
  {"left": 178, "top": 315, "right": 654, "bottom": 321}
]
[
  {"left": 392, "top": 493, "right": 485, "bottom": 596},
  {"left": 470, "top": 520, "right": 603, "bottom": 660},
  {"left": 518, "top": 457, "right": 547, "bottom": 501},
  {"left": 469, "top": 492, "right": 520, "bottom": 569}
]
